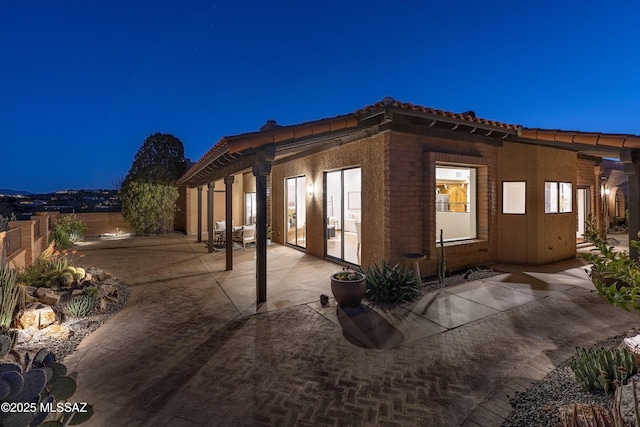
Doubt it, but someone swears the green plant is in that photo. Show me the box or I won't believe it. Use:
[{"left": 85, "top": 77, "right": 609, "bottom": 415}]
[
  {"left": 0, "top": 213, "right": 16, "bottom": 233},
  {"left": 266, "top": 225, "right": 273, "bottom": 240},
  {"left": 18, "top": 242, "right": 85, "bottom": 289},
  {"left": 0, "top": 348, "right": 94, "bottom": 426},
  {"left": 62, "top": 295, "right": 96, "bottom": 317},
  {"left": 582, "top": 216, "right": 640, "bottom": 313},
  {"left": 120, "top": 181, "right": 179, "bottom": 235},
  {"left": 81, "top": 286, "right": 100, "bottom": 301},
  {"left": 570, "top": 346, "right": 638, "bottom": 393},
  {"left": 0, "top": 254, "right": 21, "bottom": 328},
  {"left": 364, "top": 260, "right": 422, "bottom": 304},
  {"left": 51, "top": 214, "right": 88, "bottom": 250},
  {"left": 0, "top": 326, "right": 16, "bottom": 359},
  {"left": 332, "top": 268, "right": 364, "bottom": 281}
]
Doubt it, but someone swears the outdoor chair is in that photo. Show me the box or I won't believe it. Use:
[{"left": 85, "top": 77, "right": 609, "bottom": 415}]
[
  {"left": 214, "top": 220, "right": 226, "bottom": 245},
  {"left": 233, "top": 224, "right": 256, "bottom": 250}
]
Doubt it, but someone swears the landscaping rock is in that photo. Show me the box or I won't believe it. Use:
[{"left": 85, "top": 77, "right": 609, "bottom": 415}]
[
  {"left": 24, "top": 286, "right": 38, "bottom": 296},
  {"left": 18, "top": 303, "right": 57, "bottom": 330},
  {"left": 617, "top": 374, "right": 640, "bottom": 423},
  {"left": 44, "top": 325, "right": 71, "bottom": 339},
  {"left": 36, "top": 289, "right": 60, "bottom": 306}
]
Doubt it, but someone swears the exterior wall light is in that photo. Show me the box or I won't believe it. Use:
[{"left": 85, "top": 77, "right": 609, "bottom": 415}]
[{"left": 308, "top": 182, "right": 314, "bottom": 196}]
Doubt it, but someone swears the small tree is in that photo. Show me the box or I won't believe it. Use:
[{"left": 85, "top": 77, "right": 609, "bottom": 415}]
[
  {"left": 120, "top": 133, "right": 186, "bottom": 235},
  {"left": 121, "top": 182, "right": 179, "bottom": 234}
]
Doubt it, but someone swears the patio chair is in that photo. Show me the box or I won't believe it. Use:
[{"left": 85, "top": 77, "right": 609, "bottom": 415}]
[
  {"left": 214, "top": 220, "right": 226, "bottom": 245},
  {"left": 233, "top": 224, "right": 256, "bottom": 250}
]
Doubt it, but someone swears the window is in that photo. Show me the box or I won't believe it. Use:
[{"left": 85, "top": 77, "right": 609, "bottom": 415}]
[
  {"left": 502, "top": 182, "right": 526, "bottom": 214},
  {"left": 545, "top": 182, "right": 572, "bottom": 213},
  {"left": 435, "top": 166, "right": 476, "bottom": 241}
]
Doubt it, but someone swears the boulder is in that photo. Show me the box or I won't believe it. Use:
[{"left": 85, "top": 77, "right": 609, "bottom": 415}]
[
  {"left": 44, "top": 325, "right": 71, "bottom": 339},
  {"left": 17, "top": 303, "right": 57, "bottom": 330},
  {"left": 38, "top": 292, "right": 60, "bottom": 306},
  {"left": 35, "top": 287, "right": 60, "bottom": 306}
]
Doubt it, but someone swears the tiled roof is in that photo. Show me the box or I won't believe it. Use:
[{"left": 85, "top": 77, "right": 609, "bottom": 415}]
[
  {"left": 355, "top": 97, "right": 522, "bottom": 131},
  {"left": 177, "top": 98, "right": 522, "bottom": 186},
  {"left": 520, "top": 128, "right": 640, "bottom": 149}
]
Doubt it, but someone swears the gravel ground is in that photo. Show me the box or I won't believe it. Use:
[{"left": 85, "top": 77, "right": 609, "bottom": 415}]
[
  {"left": 422, "top": 265, "right": 504, "bottom": 292},
  {"left": 12, "top": 268, "right": 130, "bottom": 362},
  {"left": 502, "top": 329, "right": 640, "bottom": 426}
]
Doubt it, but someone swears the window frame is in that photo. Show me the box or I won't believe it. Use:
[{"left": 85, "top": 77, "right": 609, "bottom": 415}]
[
  {"left": 502, "top": 181, "right": 526, "bottom": 214},
  {"left": 545, "top": 181, "right": 572, "bottom": 214}
]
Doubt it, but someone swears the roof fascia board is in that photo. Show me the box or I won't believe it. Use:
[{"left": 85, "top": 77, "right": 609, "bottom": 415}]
[
  {"left": 388, "top": 107, "right": 520, "bottom": 136},
  {"left": 390, "top": 122, "right": 506, "bottom": 146},
  {"left": 508, "top": 135, "right": 621, "bottom": 157}
]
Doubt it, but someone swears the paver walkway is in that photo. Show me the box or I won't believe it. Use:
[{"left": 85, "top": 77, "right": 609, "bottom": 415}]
[{"left": 63, "top": 235, "right": 639, "bottom": 426}]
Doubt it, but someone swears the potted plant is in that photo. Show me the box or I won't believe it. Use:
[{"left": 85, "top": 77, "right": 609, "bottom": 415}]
[
  {"left": 330, "top": 268, "right": 366, "bottom": 307},
  {"left": 266, "top": 225, "right": 273, "bottom": 245}
]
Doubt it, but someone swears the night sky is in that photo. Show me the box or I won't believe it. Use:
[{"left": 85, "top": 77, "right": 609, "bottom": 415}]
[{"left": 2, "top": 0, "right": 639, "bottom": 193}]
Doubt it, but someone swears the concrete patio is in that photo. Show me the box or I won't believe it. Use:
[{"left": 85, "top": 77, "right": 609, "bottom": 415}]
[{"left": 63, "top": 234, "right": 639, "bottom": 426}]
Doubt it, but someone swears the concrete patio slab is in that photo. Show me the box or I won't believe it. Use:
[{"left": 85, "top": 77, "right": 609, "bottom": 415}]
[
  {"left": 405, "top": 290, "right": 500, "bottom": 329},
  {"left": 484, "top": 273, "right": 572, "bottom": 297}
]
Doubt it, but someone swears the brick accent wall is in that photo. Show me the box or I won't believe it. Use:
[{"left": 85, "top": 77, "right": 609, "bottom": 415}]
[{"left": 385, "top": 131, "right": 500, "bottom": 275}]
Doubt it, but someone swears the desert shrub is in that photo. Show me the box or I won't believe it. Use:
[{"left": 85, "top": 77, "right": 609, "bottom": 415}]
[
  {"left": 364, "top": 260, "right": 422, "bottom": 304},
  {"left": 51, "top": 214, "right": 88, "bottom": 249},
  {"left": 120, "top": 181, "right": 179, "bottom": 234}
]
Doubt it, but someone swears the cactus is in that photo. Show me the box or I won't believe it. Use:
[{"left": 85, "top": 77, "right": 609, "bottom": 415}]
[
  {"left": 74, "top": 267, "right": 86, "bottom": 279},
  {"left": 59, "top": 272, "right": 75, "bottom": 287},
  {"left": 570, "top": 346, "right": 638, "bottom": 393},
  {"left": 81, "top": 287, "right": 100, "bottom": 301},
  {"left": 0, "top": 254, "right": 21, "bottom": 328},
  {"left": 438, "top": 229, "right": 446, "bottom": 283},
  {"left": 63, "top": 267, "right": 77, "bottom": 275},
  {"left": 62, "top": 295, "right": 96, "bottom": 317},
  {"left": 0, "top": 349, "right": 93, "bottom": 426},
  {"left": 0, "top": 327, "right": 17, "bottom": 358}
]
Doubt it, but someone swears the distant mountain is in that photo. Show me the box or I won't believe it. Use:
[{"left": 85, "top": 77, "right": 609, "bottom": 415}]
[{"left": 0, "top": 189, "right": 35, "bottom": 195}]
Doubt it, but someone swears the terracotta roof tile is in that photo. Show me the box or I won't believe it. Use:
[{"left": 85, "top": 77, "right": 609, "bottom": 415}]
[
  {"left": 179, "top": 98, "right": 522, "bottom": 186},
  {"left": 354, "top": 98, "right": 522, "bottom": 130},
  {"left": 520, "top": 128, "right": 640, "bottom": 149}
]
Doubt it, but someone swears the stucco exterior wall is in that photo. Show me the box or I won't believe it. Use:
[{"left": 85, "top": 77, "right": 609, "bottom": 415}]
[
  {"left": 178, "top": 175, "right": 245, "bottom": 236},
  {"left": 499, "top": 142, "right": 576, "bottom": 264},
  {"left": 271, "top": 133, "right": 386, "bottom": 269}
]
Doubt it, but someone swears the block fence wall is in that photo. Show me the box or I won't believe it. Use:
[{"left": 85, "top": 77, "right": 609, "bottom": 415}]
[{"left": 1, "top": 212, "right": 133, "bottom": 269}]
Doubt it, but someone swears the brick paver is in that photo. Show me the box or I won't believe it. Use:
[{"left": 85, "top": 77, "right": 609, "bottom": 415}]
[{"left": 62, "top": 235, "right": 639, "bottom": 426}]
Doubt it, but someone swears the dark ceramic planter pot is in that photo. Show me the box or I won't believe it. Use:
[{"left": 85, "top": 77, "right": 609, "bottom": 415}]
[{"left": 331, "top": 274, "right": 366, "bottom": 307}]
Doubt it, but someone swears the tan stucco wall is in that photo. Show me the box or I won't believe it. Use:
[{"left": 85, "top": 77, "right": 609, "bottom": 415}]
[
  {"left": 179, "top": 175, "right": 245, "bottom": 236},
  {"left": 271, "top": 133, "right": 386, "bottom": 269},
  {"left": 499, "top": 142, "right": 577, "bottom": 264}
]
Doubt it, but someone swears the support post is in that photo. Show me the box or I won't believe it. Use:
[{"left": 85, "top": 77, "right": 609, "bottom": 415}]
[
  {"left": 252, "top": 145, "right": 275, "bottom": 305},
  {"left": 207, "top": 182, "right": 214, "bottom": 253},
  {"left": 197, "top": 185, "right": 202, "bottom": 243},
  {"left": 224, "top": 175, "right": 234, "bottom": 270},
  {"left": 622, "top": 149, "right": 640, "bottom": 261}
]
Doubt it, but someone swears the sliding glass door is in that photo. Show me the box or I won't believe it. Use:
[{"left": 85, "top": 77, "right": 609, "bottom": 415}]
[
  {"left": 286, "top": 176, "right": 306, "bottom": 248},
  {"left": 325, "top": 167, "right": 361, "bottom": 265}
]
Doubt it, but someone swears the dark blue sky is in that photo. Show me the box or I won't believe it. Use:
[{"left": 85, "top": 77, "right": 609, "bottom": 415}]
[{"left": 2, "top": 0, "right": 639, "bottom": 193}]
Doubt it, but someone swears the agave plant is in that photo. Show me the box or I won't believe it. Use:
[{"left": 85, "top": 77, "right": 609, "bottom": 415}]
[{"left": 364, "top": 260, "right": 422, "bottom": 304}]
